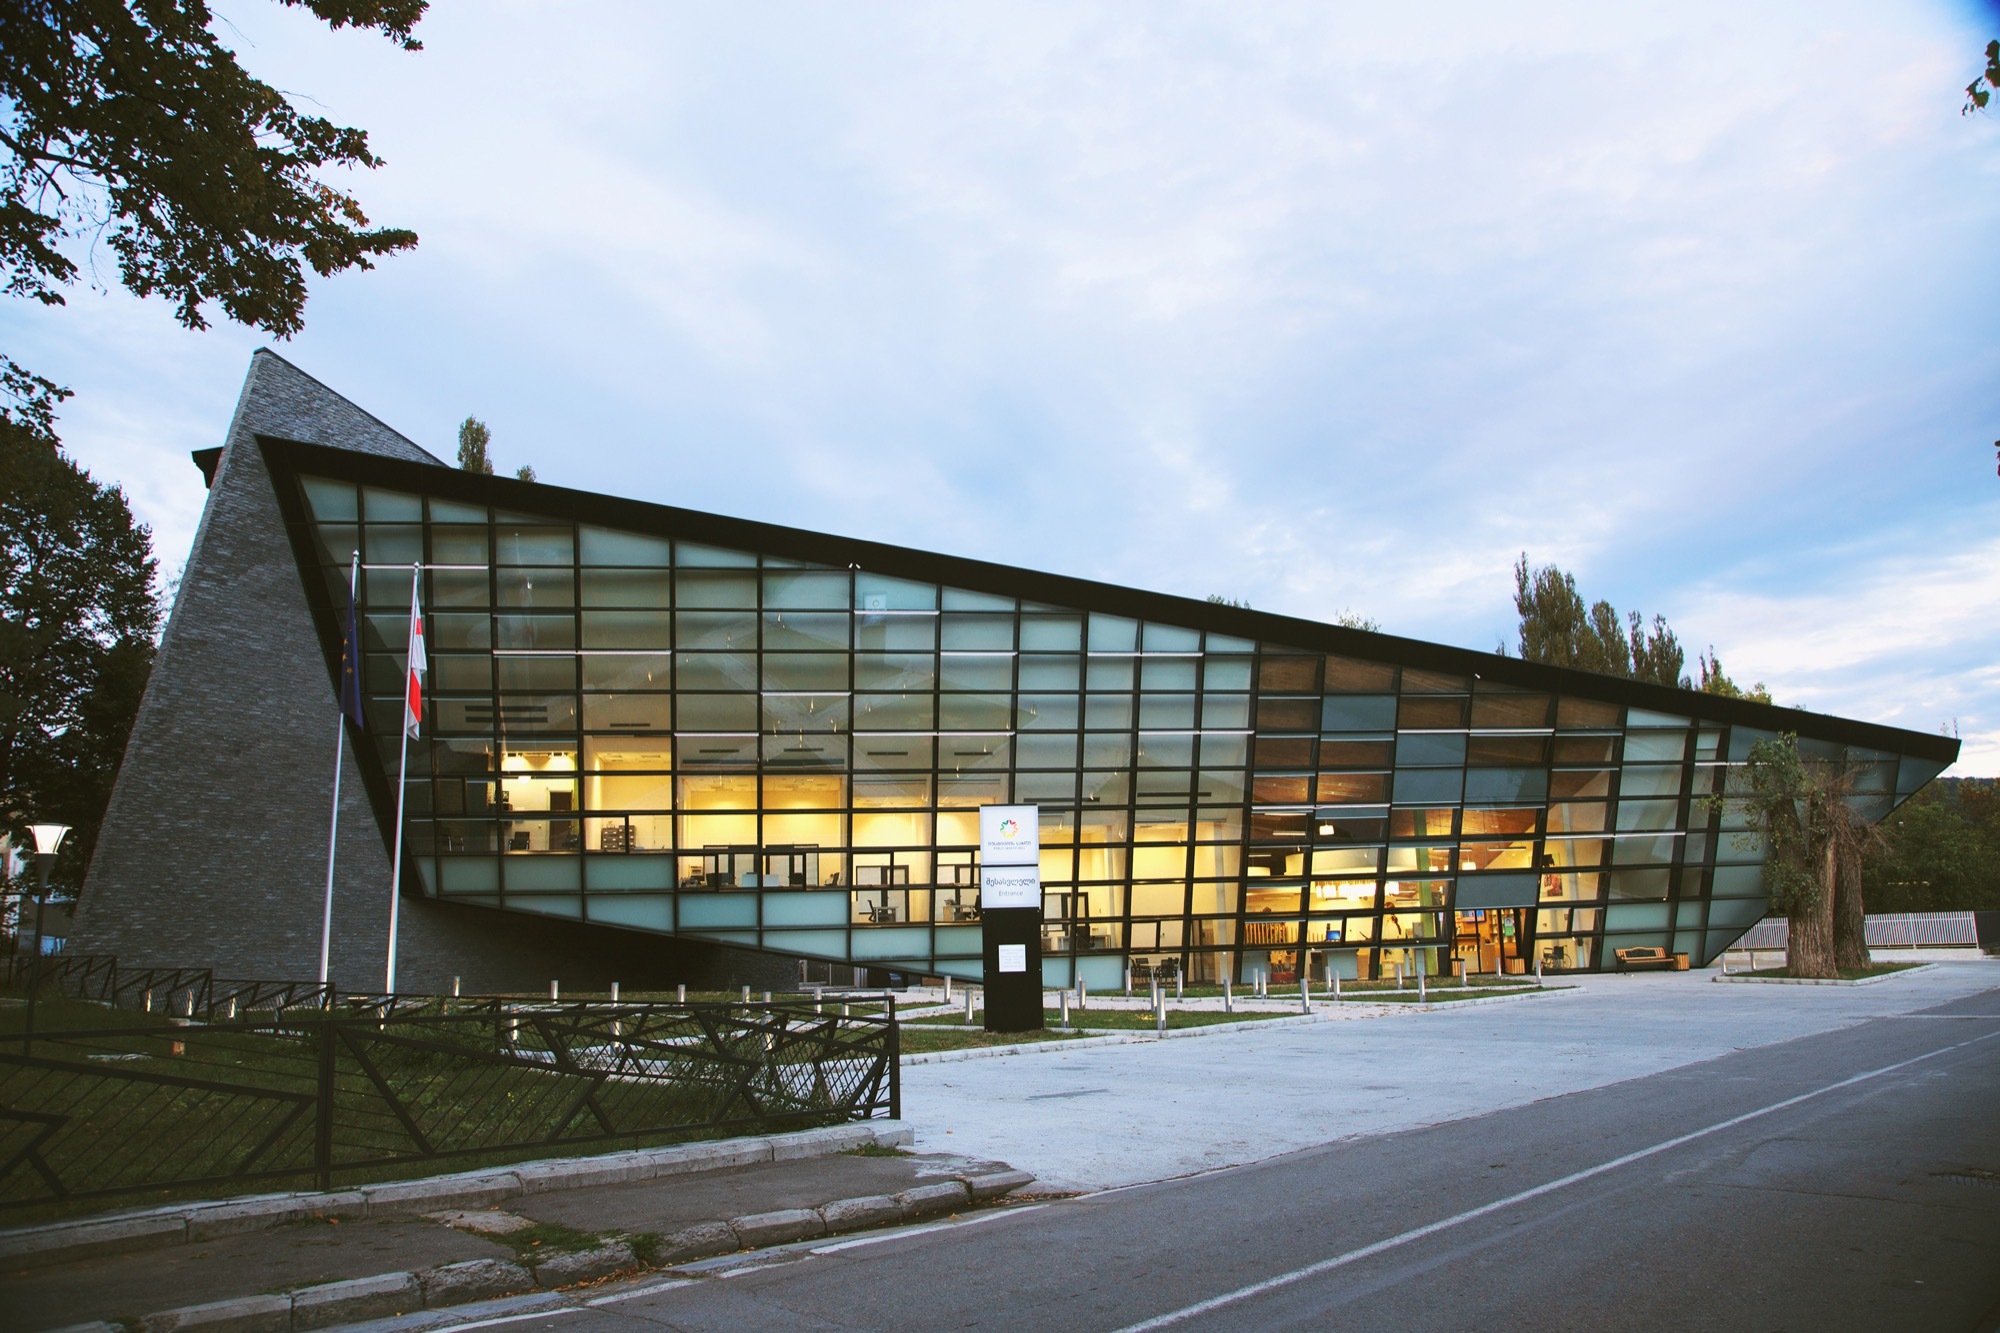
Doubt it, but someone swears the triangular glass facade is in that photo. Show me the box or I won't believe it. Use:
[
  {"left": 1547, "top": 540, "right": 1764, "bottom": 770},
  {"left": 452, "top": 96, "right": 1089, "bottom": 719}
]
[{"left": 273, "top": 443, "right": 1956, "bottom": 985}]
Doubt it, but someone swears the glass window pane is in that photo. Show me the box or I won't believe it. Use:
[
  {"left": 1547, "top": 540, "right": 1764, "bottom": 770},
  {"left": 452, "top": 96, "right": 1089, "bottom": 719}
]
[
  {"left": 581, "top": 653, "right": 670, "bottom": 691},
  {"left": 1399, "top": 696, "right": 1467, "bottom": 729},
  {"left": 855, "top": 573, "right": 936, "bottom": 610},
  {"left": 675, "top": 541, "right": 755, "bottom": 567},
  {"left": 1323, "top": 696, "right": 1397, "bottom": 731},
  {"left": 676, "top": 694, "right": 757, "bottom": 731},
  {"left": 495, "top": 524, "right": 572, "bottom": 566},
  {"left": 762, "top": 654, "right": 849, "bottom": 691},
  {"left": 764, "top": 570, "right": 849, "bottom": 608},
  {"left": 763, "top": 611, "right": 850, "bottom": 651},
  {"left": 582, "top": 611, "right": 670, "bottom": 650},
  {"left": 940, "top": 655, "right": 1014, "bottom": 690},
  {"left": 1202, "top": 656, "right": 1254, "bottom": 690},
  {"left": 1088, "top": 614, "right": 1138, "bottom": 651},
  {"left": 1020, "top": 616, "right": 1083, "bottom": 651},
  {"left": 580, "top": 527, "right": 670, "bottom": 566},
  {"left": 940, "top": 614, "right": 1014, "bottom": 650},
  {"left": 303, "top": 477, "right": 358, "bottom": 520},
  {"left": 1396, "top": 732, "right": 1465, "bottom": 766},
  {"left": 1323, "top": 656, "right": 1396, "bottom": 692},
  {"left": 674, "top": 652, "right": 757, "bottom": 691},
  {"left": 1142, "top": 623, "right": 1200, "bottom": 652},
  {"left": 853, "top": 693, "right": 935, "bottom": 730},
  {"left": 677, "top": 569, "right": 757, "bottom": 607},
  {"left": 1018, "top": 694, "right": 1080, "bottom": 730},
  {"left": 1470, "top": 693, "right": 1553, "bottom": 728},
  {"left": 1557, "top": 697, "right": 1620, "bottom": 728}
]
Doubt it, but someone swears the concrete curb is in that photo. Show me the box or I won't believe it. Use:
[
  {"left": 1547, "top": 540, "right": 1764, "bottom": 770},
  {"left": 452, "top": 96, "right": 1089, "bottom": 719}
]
[
  {"left": 117, "top": 1169, "right": 1032, "bottom": 1332},
  {"left": 1711, "top": 963, "right": 1938, "bottom": 987},
  {"left": 0, "top": 1122, "right": 913, "bottom": 1271}
]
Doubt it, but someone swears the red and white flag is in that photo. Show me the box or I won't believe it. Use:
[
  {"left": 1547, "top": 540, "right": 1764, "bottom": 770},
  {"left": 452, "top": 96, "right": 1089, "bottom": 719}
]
[{"left": 403, "top": 581, "right": 427, "bottom": 739}]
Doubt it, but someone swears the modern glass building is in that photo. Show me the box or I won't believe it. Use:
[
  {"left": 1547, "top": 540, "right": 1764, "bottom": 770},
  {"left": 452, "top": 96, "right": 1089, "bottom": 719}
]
[{"left": 238, "top": 424, "right": 1955, "bottom": 991}]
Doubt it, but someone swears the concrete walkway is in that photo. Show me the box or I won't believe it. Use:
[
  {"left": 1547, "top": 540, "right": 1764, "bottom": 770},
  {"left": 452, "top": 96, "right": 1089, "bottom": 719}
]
[
  {"left": 900, "top": 960, "right": 2000, "bottom": 1192},
  {"left": 1, "top": 1148, "right": 1032, "bottom": 1332}
]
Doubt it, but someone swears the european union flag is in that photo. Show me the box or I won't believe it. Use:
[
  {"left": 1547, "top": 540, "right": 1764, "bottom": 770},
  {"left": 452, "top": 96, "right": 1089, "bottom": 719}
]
[{"left": 339, "top": 573, "right": 365, "bottom": 730}]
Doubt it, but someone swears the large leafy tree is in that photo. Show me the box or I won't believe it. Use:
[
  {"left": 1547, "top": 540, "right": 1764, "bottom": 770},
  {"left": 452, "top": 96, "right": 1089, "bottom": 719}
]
[
  {"left": 1509, "top": 555, "right": 1688, "bottom": 687},
  {"left": 1863, "top": 779, "right": 1999, "bottom": 913},
  {"left": 1, "top": 0, "right": 427, "bottom": 441},
  {"left": 1, "top": 419, "right": 161, "bottom": 898},
  {"left": 1713, "top": 735, "right": 1878, "bottom": 978}
]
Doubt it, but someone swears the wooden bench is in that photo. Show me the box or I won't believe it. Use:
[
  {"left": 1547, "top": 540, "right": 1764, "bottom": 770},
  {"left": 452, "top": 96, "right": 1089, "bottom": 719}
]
[{"left": 1614, "top": 946, "right": 1689, "bottom": 972}]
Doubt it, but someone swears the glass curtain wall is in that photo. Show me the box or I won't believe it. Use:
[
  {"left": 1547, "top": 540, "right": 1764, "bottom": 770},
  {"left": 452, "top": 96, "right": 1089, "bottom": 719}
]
[{"left": 294, "top": 472, "right": 1935, "bottom": 984}]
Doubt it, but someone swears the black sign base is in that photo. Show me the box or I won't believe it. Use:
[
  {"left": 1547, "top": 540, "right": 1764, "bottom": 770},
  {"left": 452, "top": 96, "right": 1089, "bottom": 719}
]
[{"left": 981, "top": 907, "right": 1044, "bottom": 1032}]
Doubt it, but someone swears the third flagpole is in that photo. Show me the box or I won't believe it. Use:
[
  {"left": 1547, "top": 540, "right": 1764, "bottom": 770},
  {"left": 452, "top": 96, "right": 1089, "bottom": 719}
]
[
  {"left": 385, "top": 561, "right": 424, "bottom": 994},
  {"left": 319, "top": 549, "right": 361, "bottom": 986}
]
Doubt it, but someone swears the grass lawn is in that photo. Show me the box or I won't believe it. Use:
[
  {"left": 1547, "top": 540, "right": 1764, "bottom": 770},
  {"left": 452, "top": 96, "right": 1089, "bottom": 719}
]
[{"left": 1742, "top": 961, "right": 1926, "bottom": 980}]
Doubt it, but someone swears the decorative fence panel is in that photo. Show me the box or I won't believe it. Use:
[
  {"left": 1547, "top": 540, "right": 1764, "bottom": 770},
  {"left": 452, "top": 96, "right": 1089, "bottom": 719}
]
[{"left": 0, "top": 1001, "right": 897, "bottom": 1211}]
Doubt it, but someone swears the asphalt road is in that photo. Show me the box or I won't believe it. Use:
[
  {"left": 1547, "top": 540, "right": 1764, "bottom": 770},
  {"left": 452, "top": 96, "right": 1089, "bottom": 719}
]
[{"left": 453, "top": 987, "right": 2000, "bottom": 1333}]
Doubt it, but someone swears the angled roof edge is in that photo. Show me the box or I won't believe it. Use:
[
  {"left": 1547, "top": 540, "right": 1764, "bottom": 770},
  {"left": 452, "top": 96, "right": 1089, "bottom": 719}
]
[
  {"left": 258, "top": 434, "right": 1962, "bottom": 768},
  {"left": 248, "top": 349, "right": 448, "bottom": 467}
]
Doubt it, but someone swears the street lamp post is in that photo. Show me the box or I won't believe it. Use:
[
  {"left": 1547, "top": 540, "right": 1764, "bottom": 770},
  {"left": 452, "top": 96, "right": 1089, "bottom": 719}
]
[{"left": 23, "top": 823, "right": 70, "bottom": 1051}]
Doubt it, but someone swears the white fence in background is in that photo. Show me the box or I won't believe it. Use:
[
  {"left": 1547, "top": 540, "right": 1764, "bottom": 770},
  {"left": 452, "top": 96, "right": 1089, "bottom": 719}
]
[{"left": 1733, "top": 912, "right": 1981, "bottom": 951}]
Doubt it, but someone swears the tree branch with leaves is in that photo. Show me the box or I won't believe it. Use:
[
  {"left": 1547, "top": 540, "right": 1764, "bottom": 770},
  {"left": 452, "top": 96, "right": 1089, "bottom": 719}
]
[{"left": 1, "top": 0, "right": 427, "bottom": 441}]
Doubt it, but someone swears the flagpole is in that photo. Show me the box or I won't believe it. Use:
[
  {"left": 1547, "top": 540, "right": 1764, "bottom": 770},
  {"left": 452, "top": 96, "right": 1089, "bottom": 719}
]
[
  {"left": 319, "top": 550, "right": 360, "bottom": 986},
  {"left": 385, "top": 562, "right": 419, "bottom": 994}
]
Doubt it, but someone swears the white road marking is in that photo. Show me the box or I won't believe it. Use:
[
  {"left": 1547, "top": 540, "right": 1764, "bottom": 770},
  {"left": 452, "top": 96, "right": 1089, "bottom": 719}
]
[
  {"left": 808, "top": 1204, "right": 1046, "bottom": 1253},
  {"left": 436, "top": 1308, "right": 580, "bottom": 1332},
  {"left": 1112, "top": 1030, "right": 2000, "bottom": 1332},
  {"left": 585, "top": 1278, "right": 697, "bottom": 1306}
]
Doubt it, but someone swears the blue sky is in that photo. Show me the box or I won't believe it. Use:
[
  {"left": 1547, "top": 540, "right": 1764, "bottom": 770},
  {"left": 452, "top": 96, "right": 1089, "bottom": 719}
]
[{"left": 12, "top": 1, "right": 2000, "bottom": 770}]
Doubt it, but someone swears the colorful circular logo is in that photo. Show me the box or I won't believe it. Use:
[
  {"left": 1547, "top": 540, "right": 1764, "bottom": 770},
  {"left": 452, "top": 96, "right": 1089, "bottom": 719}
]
[{"left": 998, "top": 818, "right": 1020, "bottom": 839}]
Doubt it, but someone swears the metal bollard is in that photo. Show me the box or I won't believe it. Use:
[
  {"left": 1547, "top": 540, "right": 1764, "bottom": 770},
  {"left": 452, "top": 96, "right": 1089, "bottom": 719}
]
[
  {"left": 1301, "top": 976, "right": 1310, "bottom": 1014},
  {"left": 964, "top": 990, "right": 975, "bottom": 1024},
  {"left": 550, "top": 980, "right": 559, "bottom": 1001},
  {"left": 1125, "top": 965, "right": 1133, "bottom": 998},
  {"left": 944, "top": 976, "right": 952, "bottom": 1003},
  {"left": 1079, "top": 977, "right": 1088, "bottom": 1010},
  {"left": 451, "top": 976, "right": 461, "bottom": 998},
  {"left": 1061, "top": 990, "right": 1071, "bottom": 1026},
  {"left": 1418, "top": 956, "right": 1428, "bottom": 1005},
  {"left": 1223, "top": 975, "right": 1232, "bottom": 1013},
  {"left": 677, "top": 983, "right": 686, "bottom": 1003},
  {"left": 1176, "top": 973, "right": 1183, "bottom": 1001},
  {"left": 143, "top": 989, "right": 153, "bottom": 1014},
  {"left": 227, "top": 997, "right": 237, "bottom": 1020},
  {"left": 741, "top": 985, "right": 750, "bottom": 1003},
  {"left": 1332, "top": 971, "right": 1341, "bottom": 1001},
  {"left": 763, "top": 991, "right": 771, "bottom": 1004},
  {"left": 1155, "top": 991, "right": 1166, "bottom": 1034},
  {"left": 610, "top": 981, "right": 620, "bottom": 1002}
]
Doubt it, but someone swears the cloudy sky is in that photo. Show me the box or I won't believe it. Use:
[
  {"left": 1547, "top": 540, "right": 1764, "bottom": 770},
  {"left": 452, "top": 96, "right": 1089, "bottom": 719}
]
[{"left": 12, "top": 1, "right": 2000, "bottom": 771}]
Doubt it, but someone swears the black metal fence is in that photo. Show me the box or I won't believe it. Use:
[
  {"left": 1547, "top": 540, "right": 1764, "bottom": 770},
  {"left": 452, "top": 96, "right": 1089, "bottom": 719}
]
[
  {"left": 0, "top": 999, "right": 899, "bottom": 1210},
  {"left": 6, "top": 955, "right": 335, "bottom": 1023}
]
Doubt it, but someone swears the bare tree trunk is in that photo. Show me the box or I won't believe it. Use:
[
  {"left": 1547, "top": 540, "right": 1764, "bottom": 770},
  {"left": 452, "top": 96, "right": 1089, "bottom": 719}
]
[
  {"left": 1786, "top": 843, "right": 1839, "bottom": 979},
  {"left": 1833, "top": 836, "right": 1870, "bottom": 973}
]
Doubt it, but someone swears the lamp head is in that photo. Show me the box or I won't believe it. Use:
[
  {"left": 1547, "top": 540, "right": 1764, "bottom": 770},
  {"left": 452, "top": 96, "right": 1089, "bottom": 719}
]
[{"left": 27, "top": 824, "right": 70, "bottom": 857}]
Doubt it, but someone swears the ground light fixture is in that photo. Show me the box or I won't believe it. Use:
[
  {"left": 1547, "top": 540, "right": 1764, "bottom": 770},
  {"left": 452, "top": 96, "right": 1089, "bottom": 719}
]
[{"left": 23, "top": 822, "right": 70, "bottom": 1052}]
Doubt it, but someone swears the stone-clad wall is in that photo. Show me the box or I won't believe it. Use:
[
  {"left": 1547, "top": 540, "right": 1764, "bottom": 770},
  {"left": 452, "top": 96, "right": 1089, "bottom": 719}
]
[{"left": 73, "top": 352, "right": 794, "bottom": 993}]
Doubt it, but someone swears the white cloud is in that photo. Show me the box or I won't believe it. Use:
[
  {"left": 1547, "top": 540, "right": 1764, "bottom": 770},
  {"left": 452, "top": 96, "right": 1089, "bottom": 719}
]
[{"left": 9, "top": 0, "right": 1997, "bottom": 777}]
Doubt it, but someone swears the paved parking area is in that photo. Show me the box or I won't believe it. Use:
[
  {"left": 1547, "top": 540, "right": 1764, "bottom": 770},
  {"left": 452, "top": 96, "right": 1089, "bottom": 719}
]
[{"left": 901, "top": 961, "right": 2000, "bottom": 1191}]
